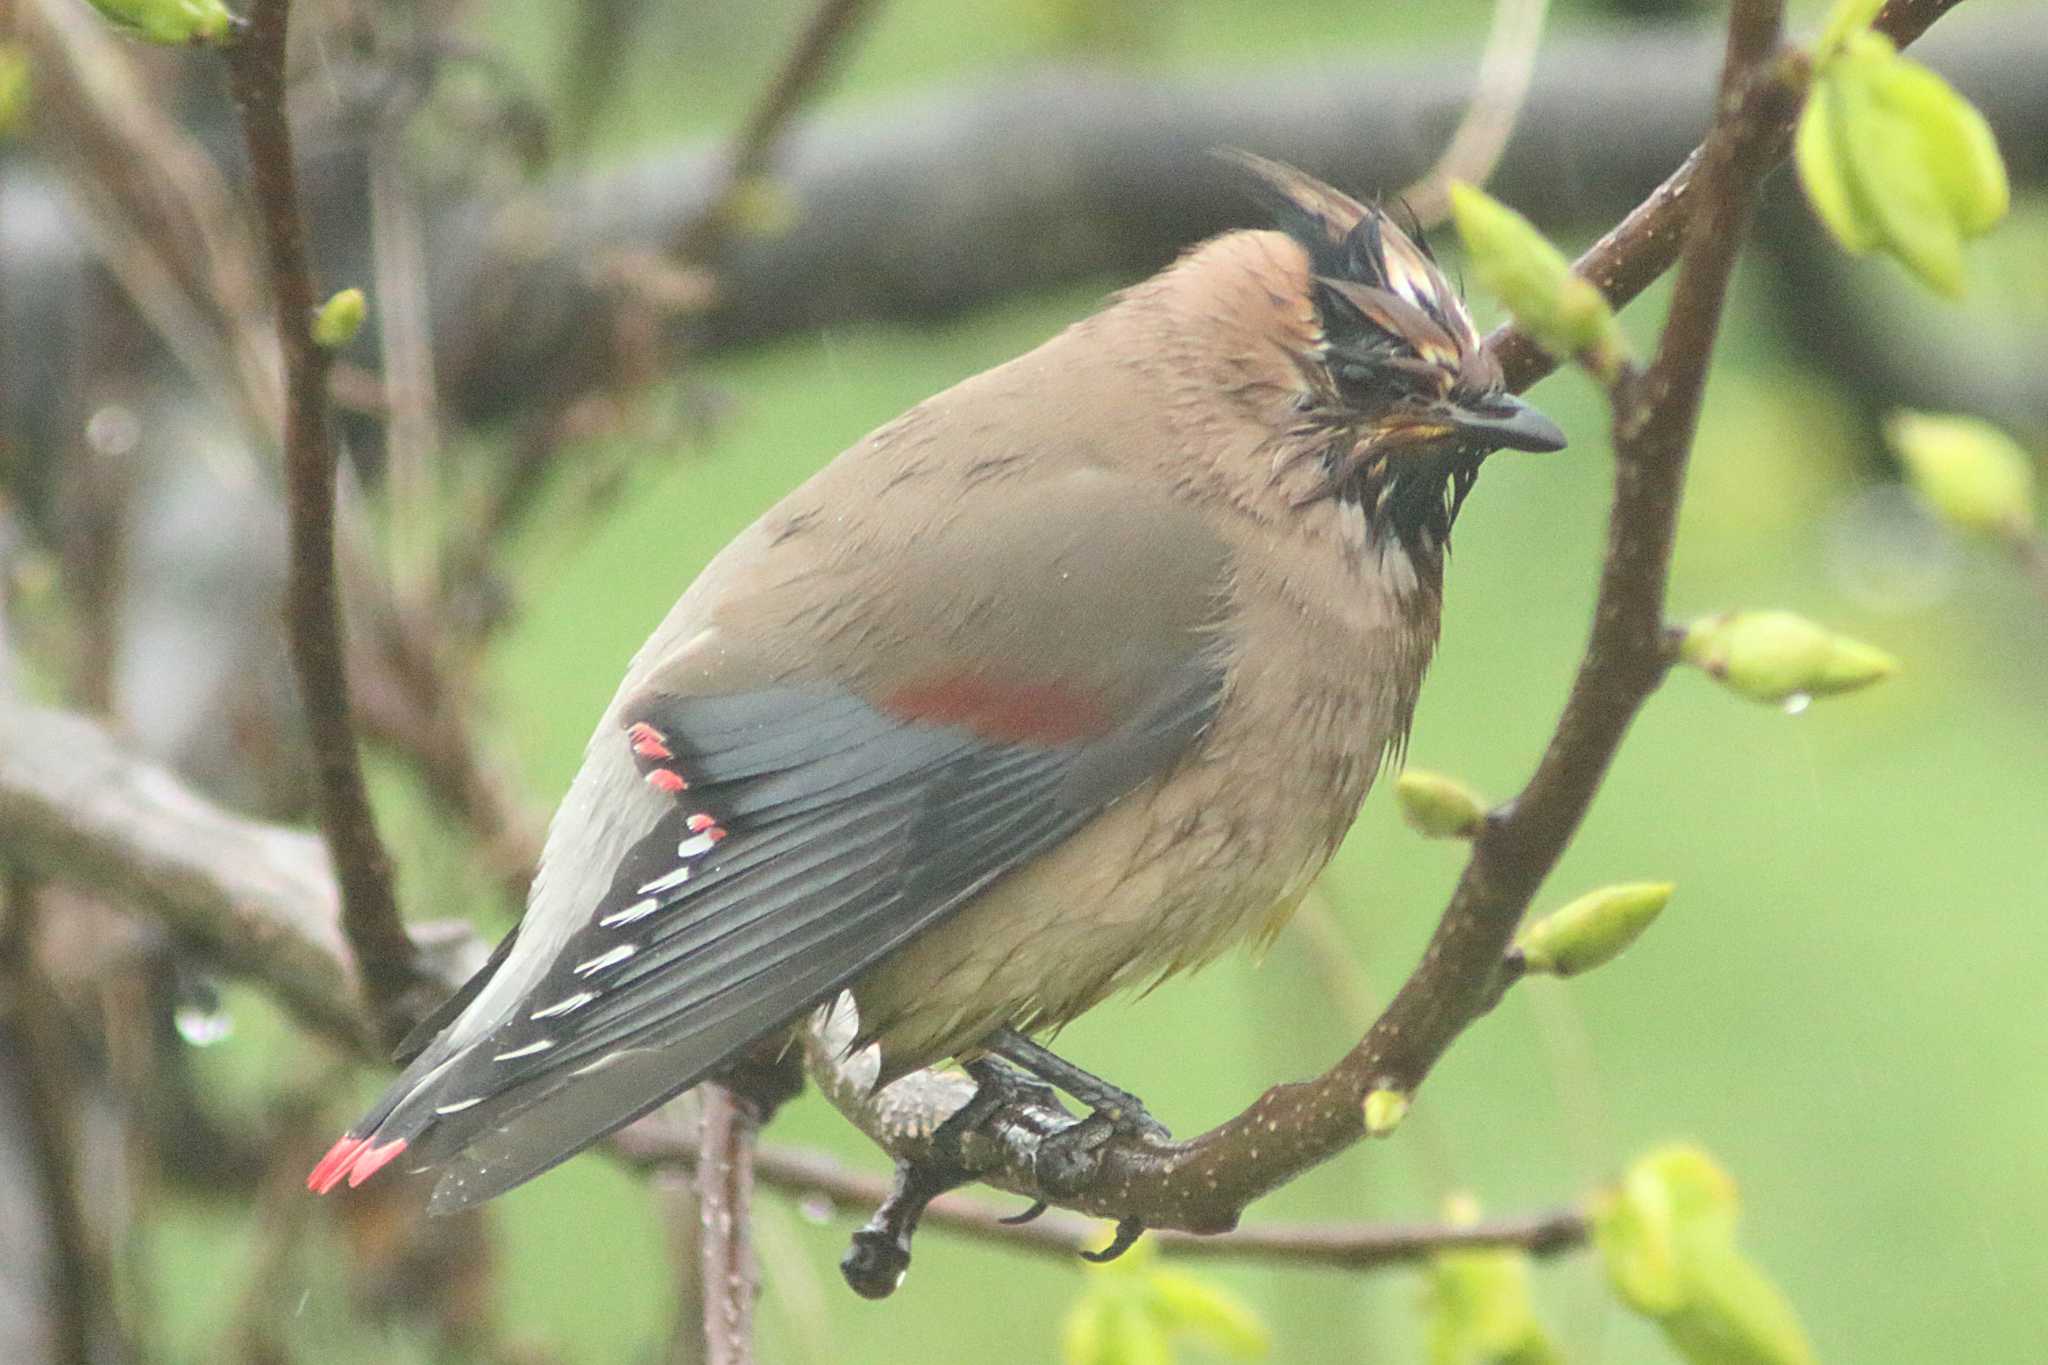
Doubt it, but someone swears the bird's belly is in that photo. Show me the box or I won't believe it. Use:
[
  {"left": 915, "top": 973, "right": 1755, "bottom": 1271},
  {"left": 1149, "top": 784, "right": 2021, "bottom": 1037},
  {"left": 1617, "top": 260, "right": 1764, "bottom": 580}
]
[{"left": 847, "top": 713, "right": 1376, "bottom": 1080}]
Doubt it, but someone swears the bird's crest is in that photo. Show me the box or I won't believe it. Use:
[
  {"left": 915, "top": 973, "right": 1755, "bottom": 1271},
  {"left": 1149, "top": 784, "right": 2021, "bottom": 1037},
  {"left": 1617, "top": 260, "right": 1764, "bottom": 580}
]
[{"left": 1218, "top": 150, "right": 1498, "bottom": 399}]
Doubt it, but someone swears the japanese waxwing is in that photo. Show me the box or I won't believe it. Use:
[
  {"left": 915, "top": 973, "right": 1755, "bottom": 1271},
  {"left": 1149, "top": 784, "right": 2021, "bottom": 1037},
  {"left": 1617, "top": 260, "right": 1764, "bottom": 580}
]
[{"left": 309, "top": 154, "right": 1565, "bottom": 1209}]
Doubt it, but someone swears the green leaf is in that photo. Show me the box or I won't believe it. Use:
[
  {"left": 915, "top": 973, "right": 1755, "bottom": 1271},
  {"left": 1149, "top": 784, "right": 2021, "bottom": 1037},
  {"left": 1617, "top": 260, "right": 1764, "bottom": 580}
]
[
  {"left": 1515, "top": 882, "right": 1671, "bottom": 977},
  {"left": 1104, "top": 1300, "right": 1173, "bottom": 1365},
  {"left": 1448, "top": 182, "right": 1627, "bottom": 380},
  {"left": 1395, "top": 770, "right": 1489, "bottom": 839},
  {"left": 1835, "top": 38, "right": 1964, "bottom": 295},
  {"left": 1663, "top": 1248, "right": 1819, "bottom": 1365},
  {"left": 1796, "top": 32, "right": 2009, "bottom": 297},
  {"left": 1678, "top": 610, "right": 1897, "bottom": 704},
  {"left": 1795, "top": 72, "right": 1878, "bottom": 252},
  {"left": 1144, "top": 1270, "right": 1270, "bottom": 1359},
  {"left": 83, "top": 0, "right": 233, "bottom": 44},
  {"left": 1885, "top": 410, "right": 2037, "bottom": 537},
  {"left": 1063, "top": 1294, "right": 1115, "bottom": 1365},
  {"left": 1596, "top": 1146, "right": 1818, "bottom": 1365},
  {"left": 1814, "top": 0, "right": 1886, "bottom": 61},
  {"left": 1877, "top": 58, "right": 2010, "bottom": 235}
]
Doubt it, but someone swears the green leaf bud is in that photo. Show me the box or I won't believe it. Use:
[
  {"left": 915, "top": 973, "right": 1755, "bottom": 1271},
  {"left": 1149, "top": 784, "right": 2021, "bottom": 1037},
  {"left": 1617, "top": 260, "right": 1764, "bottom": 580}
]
[
  {"left": 1515, "top": 882, "right": 1671, "bottom": 977},
  {"left": 1396, "top": 770, "right": 1489, "bottom": 840},
  {"left": 311, "top": 288, "right": 367, "bottom": 350},
  {"left": 1449, "top": 182, "right": 1627, "bottom": 381},
  {"left": 1678, "top": 611, "right": 1897, "bottom": 704},
  {"left": 1362, "top": 1087, "right": 1411, "bottom": 1137}
]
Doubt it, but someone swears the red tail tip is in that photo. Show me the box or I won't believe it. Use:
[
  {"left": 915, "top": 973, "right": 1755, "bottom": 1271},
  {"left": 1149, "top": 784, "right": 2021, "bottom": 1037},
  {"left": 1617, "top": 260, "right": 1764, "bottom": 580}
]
[
  {"left": 307, "top": 1135, "right": 368, "bottom": 1194},
  {"left": 307, "top": 1134, "right": 410, "bottom": 1194}
]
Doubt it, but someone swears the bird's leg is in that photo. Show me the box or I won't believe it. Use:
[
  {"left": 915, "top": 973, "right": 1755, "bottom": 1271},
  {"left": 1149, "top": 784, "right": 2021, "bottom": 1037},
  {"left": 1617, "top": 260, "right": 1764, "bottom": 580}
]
[
  {"left": 985, "top": 1027, "right": 1167, "bottom": 1261},
  {"left": 840, "top": 1058, "right": 1065, "bottom": 1297},
  {"left": 987, "top": 1027, "right": 1170, "bottom": 1142}
]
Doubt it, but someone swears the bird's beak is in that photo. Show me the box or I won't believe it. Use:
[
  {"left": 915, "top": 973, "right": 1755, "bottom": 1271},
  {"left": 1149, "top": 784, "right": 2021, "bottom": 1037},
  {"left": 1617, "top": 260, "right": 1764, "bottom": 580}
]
[{"left": 1446, "top": 393, "right": 1568, "bottom": 454}]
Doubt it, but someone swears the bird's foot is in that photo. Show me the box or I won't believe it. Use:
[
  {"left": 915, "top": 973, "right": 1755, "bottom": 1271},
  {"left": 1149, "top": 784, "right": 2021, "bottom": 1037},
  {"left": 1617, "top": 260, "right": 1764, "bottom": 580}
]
[
  {"left": 984, "top": 1028, "right": 1168, "bottom": 1261},
  {"left": 840, "top": 1057, "right": 1065, "bottom": 1298},
  {"left": 841, "top": 1154, "right": 969, "bottom": 1299}
]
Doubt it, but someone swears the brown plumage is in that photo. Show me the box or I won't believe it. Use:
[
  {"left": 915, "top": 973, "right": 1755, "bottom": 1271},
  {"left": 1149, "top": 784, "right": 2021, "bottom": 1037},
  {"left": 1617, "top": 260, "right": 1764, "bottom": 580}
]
[{"left": 308, "top": 156, "right": 1565, "bottom": 1210}]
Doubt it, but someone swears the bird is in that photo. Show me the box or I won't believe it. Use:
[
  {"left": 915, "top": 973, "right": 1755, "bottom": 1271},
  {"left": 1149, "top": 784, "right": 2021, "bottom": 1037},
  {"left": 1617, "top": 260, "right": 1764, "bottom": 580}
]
[{"left": 306, "top": 153, "right": 1566, "bottom": 1215}]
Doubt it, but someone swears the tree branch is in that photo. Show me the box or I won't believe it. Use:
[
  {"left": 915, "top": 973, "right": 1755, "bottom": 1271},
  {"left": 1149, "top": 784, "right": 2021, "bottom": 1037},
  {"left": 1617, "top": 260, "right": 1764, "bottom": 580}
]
[
  {"left": 611, "top": 1122, "right": 1587, "bottom": 1272},
  {"left": 697, "top": 1086, "right": 759, "bottom": 1365},
  {"left": 223, "top": 0, "right": 425, "bottom": 1047}
]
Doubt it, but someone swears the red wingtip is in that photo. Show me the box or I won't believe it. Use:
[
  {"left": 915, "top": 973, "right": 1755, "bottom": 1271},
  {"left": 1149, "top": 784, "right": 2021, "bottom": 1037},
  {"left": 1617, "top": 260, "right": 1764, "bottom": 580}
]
[
  {"left": 307, "top": 1134, "right": 369, "bottom": 1194},
  {"left": 306, "top": 1134, "right": 409, "bottom": 1193}
]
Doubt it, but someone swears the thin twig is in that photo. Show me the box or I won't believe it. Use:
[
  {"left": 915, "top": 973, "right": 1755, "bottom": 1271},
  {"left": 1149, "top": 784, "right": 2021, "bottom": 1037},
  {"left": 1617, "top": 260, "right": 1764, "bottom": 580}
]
[
  {"left": 613, "top": 1123, "right": 1588, "bottom": 1271},
  {"left": 1399, "top": 0, "right": 1552, "bottom": 226},
  {"left": 0, "top": 874, "right": 114, "bottom": 1365},
  {"left": 224, "top": 0, "right": 425, "bottom": 1048},
  {"left": 672, "top": 0, "right": 879, "bottom": 263},
  {"left": 697, "top": 1085, "right": 759, "bottom": 1365}
]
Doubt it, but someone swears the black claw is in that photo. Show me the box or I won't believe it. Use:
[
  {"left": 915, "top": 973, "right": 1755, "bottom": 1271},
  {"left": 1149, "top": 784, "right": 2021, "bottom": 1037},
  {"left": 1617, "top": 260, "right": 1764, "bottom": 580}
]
[
  {"left": 999, "top": 1199, "right": 1050, "bottom": 1226},
  {"left": 1078, "top": 1217, "right": 1147, "bottom": 1264}
]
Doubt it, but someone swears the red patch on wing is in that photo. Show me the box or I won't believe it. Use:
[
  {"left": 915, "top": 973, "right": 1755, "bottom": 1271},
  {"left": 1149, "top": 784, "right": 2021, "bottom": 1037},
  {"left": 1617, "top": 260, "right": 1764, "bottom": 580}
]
[{"left": 881, "top": 673, "right": 1112, "bottom": 745}]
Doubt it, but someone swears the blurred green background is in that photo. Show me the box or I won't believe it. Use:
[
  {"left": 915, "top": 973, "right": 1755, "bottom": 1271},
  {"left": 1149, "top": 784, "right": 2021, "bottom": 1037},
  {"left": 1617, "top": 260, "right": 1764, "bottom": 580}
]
[{"left": 137, "top": 0, "right": 2047, "bottom": 1360}]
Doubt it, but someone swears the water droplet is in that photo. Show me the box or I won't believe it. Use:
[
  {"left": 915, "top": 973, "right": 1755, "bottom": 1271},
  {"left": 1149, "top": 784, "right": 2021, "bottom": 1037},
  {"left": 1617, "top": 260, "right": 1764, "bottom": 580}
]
[
  {"left": 174, "top": 1001, "right": 234, "bottom": 1046},
  {"left": 1782, "top": 692, "right": 1812, "bottom": 716},
  {"left": 798, "top": 1195, "right": 833, "bottom": 1225}
]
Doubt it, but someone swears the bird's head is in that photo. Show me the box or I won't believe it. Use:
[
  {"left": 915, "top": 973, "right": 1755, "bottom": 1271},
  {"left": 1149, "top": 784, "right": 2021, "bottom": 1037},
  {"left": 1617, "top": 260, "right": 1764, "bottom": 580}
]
[{"left": 1222, "top": 153, "right": 1566, "bottom": 559}]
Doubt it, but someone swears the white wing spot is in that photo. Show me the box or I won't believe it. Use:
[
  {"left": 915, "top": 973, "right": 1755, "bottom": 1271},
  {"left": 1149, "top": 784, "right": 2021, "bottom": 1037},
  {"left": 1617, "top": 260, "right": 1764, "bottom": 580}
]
[
  {"left": 493, "top": 1038, "right": 555, "bottom": 1061},
  {"left": 600, "top": 898, "right": 660, "bottom": 927},
  {"left": 676, "top": 832, "right": 718, "bottom": 859},
  {"left": 530, "top": 991, "right": 597, "bottom": 1020},
  {"left": 435, "top": 1096, "right": 484, "bottom": 1115},
  {"left": 638, "top": 866, "right": 691, "bottom": 895},
  {"left": 573, "top": 943, "right": 637, "bottom": 976}
]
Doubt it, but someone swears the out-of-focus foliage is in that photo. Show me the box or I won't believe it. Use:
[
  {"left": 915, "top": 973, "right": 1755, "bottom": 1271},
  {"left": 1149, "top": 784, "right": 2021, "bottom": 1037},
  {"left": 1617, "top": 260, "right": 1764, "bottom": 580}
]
[
  {"left": 1885, "top": 411, "right": 2038, "bottom": 539},
  {"left": 1423, "top": 1196, "right": 1564, "bottom": 1365},
  {"left": 1595, "top": 1146, "right": 1817, "bottom": 1365},
  {"left": 0, "top": 43, "right": 29, "bottom": 138},
  {"left": 1062, "top": 1238, "right": 1270, "bottom": 1365},
  {"left": 79, "top": 0, "right": 231, "bottom": 45}
]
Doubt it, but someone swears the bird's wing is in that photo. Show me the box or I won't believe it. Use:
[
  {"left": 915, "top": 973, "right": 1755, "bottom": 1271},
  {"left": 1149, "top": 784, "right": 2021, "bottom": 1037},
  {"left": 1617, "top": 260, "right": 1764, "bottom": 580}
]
[{"left": 312, "top": 468, "right": 1235, "bottom": 1210}]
